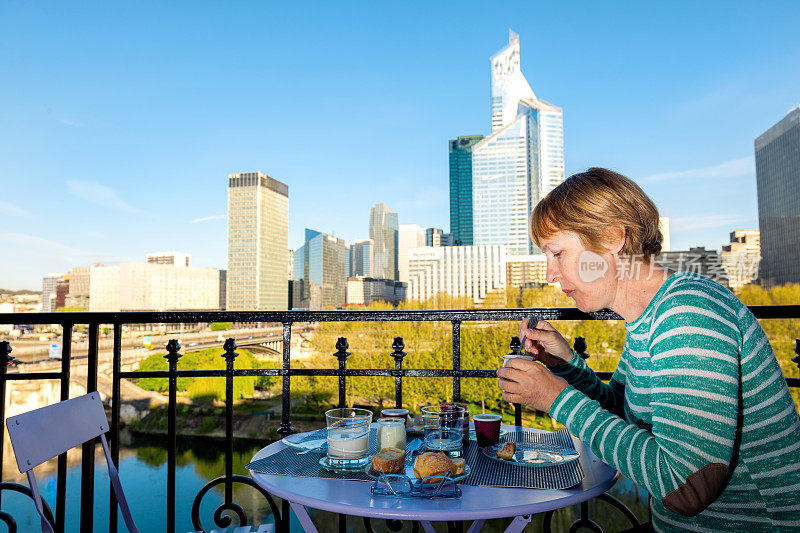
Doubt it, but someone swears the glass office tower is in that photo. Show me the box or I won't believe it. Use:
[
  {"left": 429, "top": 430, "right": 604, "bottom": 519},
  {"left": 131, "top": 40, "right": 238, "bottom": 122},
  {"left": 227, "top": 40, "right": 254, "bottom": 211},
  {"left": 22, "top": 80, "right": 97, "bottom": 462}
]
[
  {"left": 449, "top": 135, "right": 483, "bottom": 246},
  {"left": 369, "top": 203, "right": 399, "bottom": 280},
  {"left": 473, "top": 32, "right": 564, "bottom": 255},
  {"left": 226, "top": 171, "right": 289, "bottom": 310},
  {"left": 293, "top": 229, "right": 347, "bottom": 309},
  {"left": 755, "top": 106, "right": 800, "bottom": 287}
]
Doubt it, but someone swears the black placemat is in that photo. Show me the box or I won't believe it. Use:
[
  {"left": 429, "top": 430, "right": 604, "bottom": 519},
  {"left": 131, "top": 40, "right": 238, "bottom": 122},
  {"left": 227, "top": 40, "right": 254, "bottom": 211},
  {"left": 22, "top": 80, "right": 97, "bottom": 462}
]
[
  {"left": 460, "top": 428, "right": 584, "bottom": 489},
  {"left": 246, "top": 429, "right": 379, "bottom": 481},
  {"left": 247, "top": 428, "right": 583, "bottom": 489}
]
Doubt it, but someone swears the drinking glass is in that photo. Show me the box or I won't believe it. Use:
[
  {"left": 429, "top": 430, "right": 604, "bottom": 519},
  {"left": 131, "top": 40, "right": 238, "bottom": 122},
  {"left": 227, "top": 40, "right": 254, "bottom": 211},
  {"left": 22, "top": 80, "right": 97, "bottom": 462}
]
[
  {"left": 325, "top": 408, "right": 373, "bottom": 470},
  {"left": 421, "top": 405, "right": 466, "bottom": 457}
]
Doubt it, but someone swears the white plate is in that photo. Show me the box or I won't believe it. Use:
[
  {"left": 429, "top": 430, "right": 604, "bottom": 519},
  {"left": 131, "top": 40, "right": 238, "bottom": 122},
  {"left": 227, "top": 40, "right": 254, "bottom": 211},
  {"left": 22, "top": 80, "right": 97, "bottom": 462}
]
[
  {"left": 481, "top": 442, "right": 579, "bottom": 466},
  {"left": 282, "top": 430, "right": 327, "bottom": 453}
]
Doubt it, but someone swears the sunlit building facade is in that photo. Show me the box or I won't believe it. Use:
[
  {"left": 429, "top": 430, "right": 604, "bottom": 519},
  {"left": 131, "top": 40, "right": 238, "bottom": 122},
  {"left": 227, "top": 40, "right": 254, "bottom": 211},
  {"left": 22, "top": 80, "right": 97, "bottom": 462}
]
[
  {"left": 473, "top": 32, "right": 564, "bottom": 256},
  {"left": 407, "top": 245, "right": 506, "bottom": 304},
  {"left": 398, "top": 225, "right": 424, "bottom": 284},
  {"left": 226, "top": 171, "right": 289, "bottom": 310},
  {"left": 721, "top": 230, "right": 761, "bottom": 290},
  {"left": 505, "top": 254, "right": 549, "bottom": 287}
]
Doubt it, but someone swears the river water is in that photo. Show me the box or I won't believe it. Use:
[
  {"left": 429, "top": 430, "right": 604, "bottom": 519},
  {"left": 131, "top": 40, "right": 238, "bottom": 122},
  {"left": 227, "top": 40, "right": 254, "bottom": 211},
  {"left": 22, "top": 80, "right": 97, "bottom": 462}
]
[{"left": 1, "top": 431, "right": 649, "bottom": 532}]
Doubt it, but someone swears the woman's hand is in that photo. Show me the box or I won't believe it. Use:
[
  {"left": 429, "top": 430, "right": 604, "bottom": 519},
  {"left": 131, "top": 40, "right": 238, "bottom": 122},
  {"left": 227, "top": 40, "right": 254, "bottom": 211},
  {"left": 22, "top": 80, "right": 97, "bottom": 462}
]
[
  {"left": 519, "top": 318, "right": 572, "bottom": 368},
  {"left": 496, "top": 358, "right": 568, "bottom": 413}
]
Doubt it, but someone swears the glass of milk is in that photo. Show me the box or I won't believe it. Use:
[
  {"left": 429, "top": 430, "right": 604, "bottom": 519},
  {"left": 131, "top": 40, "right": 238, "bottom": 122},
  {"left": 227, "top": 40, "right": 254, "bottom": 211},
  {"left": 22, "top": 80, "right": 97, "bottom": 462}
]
[
  {"left": 325, "top": 408, "right": 373, "bottom": 470},
  {"left": 377, "top": 417, "right": 406, "bottom": 450}
]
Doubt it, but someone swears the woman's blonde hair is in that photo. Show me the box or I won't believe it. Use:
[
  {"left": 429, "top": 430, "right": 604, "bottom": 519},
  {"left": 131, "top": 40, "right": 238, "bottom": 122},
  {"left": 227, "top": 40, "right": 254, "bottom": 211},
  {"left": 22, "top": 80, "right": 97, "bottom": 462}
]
[{"left": 531, "top": 167, "right": 663, "bottom": 261}]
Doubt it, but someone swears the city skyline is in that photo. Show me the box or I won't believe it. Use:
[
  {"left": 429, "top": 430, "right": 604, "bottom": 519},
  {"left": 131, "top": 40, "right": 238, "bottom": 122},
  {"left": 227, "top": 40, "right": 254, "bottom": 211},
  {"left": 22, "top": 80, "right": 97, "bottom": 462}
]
[{"left": 2, "top": 2, "right": 799, "bottom": 289}]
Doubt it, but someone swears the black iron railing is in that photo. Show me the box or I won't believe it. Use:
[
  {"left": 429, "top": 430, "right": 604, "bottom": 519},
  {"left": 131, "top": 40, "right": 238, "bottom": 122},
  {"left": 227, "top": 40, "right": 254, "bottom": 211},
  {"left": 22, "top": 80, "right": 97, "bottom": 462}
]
[{"left": 1, "top": 306, "right": 799, "bottom": 532}]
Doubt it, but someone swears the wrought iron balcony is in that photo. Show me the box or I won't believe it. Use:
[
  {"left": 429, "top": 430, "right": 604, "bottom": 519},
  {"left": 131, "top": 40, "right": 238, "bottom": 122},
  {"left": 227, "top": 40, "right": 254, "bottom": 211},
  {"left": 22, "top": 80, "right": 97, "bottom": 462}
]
[{"left": 1, "top": 306, "right": 798, "bottom": 532}]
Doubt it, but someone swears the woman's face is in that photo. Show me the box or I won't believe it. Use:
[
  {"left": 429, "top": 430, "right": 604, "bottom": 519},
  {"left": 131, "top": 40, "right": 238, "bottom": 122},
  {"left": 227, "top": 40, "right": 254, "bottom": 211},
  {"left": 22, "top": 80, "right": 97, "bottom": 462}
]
[{"left": 539, "top": 230, "right": 617, "bottom": 312}]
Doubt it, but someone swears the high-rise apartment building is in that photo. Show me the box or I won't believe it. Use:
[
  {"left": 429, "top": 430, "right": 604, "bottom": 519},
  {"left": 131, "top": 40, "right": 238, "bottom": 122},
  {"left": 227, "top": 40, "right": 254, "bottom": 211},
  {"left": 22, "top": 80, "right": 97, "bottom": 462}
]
[
  {"left": 147, "top": 251, "right": 191, "bottom": 267},
  {"left": 369, "top": 204, "right": 399, "bottom": 280},
  {"left": 226, "top": 171, "right": 289, "bottom": 310},
  {"left": 721, "top": 230, "right": 761, "bottom": 290},
  {"left": 407, "top": 245, "right": 506, "bottom": 304},
  {"left": 449, "top": 135, "right": 483, "bottom": 246},
  {"left": 473, "top": 32, "right": 564, "bottom": 256},
  {"left": 292, "top": 229, "right": 347, "bottom": 309},
  {"left": 350, "top": 239, "right": 374, "bottom": 278},
  {"left": 755, "top": 106, "right": 800, "bottom": 287}
]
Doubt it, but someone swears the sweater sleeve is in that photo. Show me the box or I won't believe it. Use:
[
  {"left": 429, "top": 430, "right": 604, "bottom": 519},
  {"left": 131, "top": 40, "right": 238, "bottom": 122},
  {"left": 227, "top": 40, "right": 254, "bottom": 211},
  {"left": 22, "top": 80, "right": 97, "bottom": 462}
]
[
  {"left": 550, "top": 348, "right": 625, "bottom": 416},
  {"left": 549, "top": 289, "right": 741, "bottom": 517}
]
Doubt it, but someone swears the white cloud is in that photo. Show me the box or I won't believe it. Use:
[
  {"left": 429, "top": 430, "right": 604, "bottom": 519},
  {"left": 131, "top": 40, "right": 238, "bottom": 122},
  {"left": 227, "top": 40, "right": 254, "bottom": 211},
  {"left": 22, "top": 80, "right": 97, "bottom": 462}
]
[
  {"left": 58, "top": 118, "right": 81, "bottom": 127},
  {"left": 66, "top": 180, "right": 147, "bottom": 216},
  {"left": 671, "top": 214, "right": 749, "bottom": 233},
  {"left": 0, "top": 232, "right": 129, "bottom": 264},
  {"left": 0, "top": 200, "right": 33, "bottom": 217},
  {"left": 191, "top": 214, "right": 226, "bottom": 223},
  {"left": 641, "top": 157, "right": 754, "bottom": 183}
]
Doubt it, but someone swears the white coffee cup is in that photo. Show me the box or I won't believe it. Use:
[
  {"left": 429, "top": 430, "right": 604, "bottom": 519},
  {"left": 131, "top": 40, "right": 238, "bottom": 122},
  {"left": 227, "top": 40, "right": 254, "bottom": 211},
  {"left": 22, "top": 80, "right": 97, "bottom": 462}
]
[{"left": 502, "top": 354, "right": 535, "bottom": 367}]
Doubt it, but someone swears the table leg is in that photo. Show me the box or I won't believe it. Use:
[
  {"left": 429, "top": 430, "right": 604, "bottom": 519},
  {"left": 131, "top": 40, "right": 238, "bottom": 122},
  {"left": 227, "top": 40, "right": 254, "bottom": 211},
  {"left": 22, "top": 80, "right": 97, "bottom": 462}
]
[
  {"left": 421, "top": 521, "right": 437, "bottom": 533},
  {"left": 288, "top": 501, "right": 319, "bottom": 533},
  {"left": 503, "top": 515, "right": 532, "bottom": 533},
  {"left": 466, "top": 519, "right": 485, "bottom": 533}
]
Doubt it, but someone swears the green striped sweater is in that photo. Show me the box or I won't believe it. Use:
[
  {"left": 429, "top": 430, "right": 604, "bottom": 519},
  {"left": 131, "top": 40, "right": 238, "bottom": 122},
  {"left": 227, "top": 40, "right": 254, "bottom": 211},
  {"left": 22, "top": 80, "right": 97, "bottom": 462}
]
[{"left": 549, "top": 272, "right": 800, "bottom": 532}]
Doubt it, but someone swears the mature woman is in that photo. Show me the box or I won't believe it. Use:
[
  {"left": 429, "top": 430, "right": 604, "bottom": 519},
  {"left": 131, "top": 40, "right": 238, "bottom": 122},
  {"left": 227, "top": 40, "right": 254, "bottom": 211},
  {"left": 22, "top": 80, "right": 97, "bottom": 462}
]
[{"left": 496, "top": 168, "right": 800, "bottom": 532}]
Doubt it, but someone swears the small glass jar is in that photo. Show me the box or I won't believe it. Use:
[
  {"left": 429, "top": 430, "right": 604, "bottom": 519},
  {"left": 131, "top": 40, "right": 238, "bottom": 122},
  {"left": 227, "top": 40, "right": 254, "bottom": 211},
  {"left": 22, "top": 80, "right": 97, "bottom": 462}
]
[{"left": 377, "top": 417, "right": 406, "bottom": 450}]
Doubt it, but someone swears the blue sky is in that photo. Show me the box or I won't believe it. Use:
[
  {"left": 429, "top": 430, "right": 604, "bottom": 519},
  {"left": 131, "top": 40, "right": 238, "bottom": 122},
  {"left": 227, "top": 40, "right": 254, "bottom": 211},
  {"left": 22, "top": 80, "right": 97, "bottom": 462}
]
[{"left": 1, "top": 1, "right": 799, "bottom": 290}]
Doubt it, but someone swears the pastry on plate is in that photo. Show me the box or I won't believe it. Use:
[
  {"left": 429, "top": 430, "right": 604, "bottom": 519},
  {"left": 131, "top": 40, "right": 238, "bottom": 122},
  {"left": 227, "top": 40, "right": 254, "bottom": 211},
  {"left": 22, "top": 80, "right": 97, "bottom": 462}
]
[
  {"left": 413, "top": 451, "right": 455, "bottom": 483},
  {"left": 496, "top": 442, "right": 516, "bottom": 460},
  {"left": 371, "top": 447, "right": 406, "bottom": 474}
]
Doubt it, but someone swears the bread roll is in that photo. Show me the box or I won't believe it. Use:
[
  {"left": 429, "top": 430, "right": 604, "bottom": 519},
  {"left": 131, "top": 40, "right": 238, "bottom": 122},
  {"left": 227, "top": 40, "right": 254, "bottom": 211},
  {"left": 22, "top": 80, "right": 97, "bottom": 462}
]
[
  {"left": 451, "top": 457, "right": 465, "bottom": 475},
  {"left": 371, "top": 447, "right": 406, "bottom": 474},
  {"left": 413, "top": 451, "right": 455, "bottom": 482}
]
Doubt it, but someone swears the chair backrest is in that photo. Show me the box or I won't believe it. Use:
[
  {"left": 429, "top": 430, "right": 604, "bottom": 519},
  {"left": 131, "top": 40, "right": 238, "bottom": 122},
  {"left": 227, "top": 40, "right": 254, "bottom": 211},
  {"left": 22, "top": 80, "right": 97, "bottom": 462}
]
[
  {"left": 7, "top": 392, "right": 108, "bottom": 473},
  {"left": 6, "top": 392, "right": 139, "bottom": 533}
]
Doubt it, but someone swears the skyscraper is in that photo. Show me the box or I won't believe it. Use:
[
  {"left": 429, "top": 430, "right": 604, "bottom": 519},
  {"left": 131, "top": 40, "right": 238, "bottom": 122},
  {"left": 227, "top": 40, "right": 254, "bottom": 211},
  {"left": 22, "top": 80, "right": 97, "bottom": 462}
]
[
  {"left": 293, "top": 229, "right": 347, "bottom": 309},
  {"left": 350, "top": 239, "right": 374, "bottom": 278},
  {"left": 449, "top": 135, "right": 483, "bottom": 246},
  {"left": 369, "top": 203, "right": 399, "bottom": 280},
  {"left": 226, "top": 171, "right": 289, "bottom": 310},
  {"left": 755, "top": 106, "right": 800, "bottom": 287},
  {"left": 472, "top": 32, "right": 565, "bottom": 255}
]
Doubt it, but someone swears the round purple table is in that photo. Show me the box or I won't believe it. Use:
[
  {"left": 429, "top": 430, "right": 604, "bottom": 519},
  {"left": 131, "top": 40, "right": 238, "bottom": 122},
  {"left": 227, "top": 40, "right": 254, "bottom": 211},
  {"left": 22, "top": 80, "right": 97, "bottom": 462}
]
[{"left": 249, "top": 427, "right": 617, "bottom": 533}]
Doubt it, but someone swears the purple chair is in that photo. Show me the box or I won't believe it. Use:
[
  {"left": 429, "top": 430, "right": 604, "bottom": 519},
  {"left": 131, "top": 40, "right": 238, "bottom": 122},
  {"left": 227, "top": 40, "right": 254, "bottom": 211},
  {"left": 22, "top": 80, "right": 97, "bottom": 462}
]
[{"left": 6, "top": 392, "right": 140, "bottom": 533}]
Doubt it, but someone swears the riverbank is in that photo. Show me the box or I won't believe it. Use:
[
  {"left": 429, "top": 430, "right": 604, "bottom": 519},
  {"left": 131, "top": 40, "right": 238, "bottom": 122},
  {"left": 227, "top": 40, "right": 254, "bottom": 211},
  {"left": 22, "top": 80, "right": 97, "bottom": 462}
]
[{"left": 123, "top": 397, "right": 327, "bottom": 442}]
